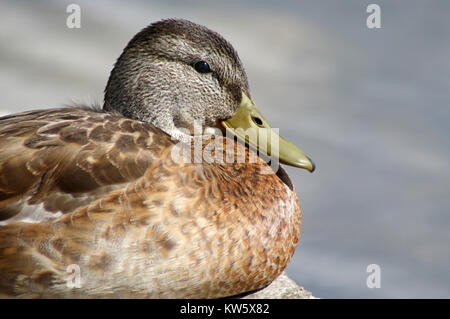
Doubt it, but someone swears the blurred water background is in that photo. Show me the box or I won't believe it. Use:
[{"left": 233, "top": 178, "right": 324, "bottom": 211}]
[{"left": 1, "top": 0, "right": 449, "bottom": 298}]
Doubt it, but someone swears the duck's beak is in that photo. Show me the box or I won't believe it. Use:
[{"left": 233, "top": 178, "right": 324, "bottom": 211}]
[{"left": 221, "top": 92, "right": 315, "bottom": 172}]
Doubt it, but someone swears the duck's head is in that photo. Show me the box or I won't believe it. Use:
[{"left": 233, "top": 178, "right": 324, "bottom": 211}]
[{"left": 104, "top": 19, "right": 314, "bottom": 172}]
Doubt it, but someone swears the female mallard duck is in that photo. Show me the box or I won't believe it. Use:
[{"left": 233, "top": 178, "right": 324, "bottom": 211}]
[{"left": 0, "top": 19, "right": 314, "bottom": 298}]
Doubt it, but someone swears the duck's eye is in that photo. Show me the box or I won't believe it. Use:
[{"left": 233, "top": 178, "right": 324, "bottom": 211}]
[
  {"left": 252, "top": 116, "right": 264, "bottom": 126},
  {"left": 194, "top": 61, "right": 211, "bottom": 73}
]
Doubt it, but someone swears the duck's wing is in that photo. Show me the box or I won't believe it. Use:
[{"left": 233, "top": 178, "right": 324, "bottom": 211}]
[
  {"left": 0, "top": 131, "right": 301, "bottom": 298},
  {"left": 0, "top": 107, "right": 173, "bottom": 224}
]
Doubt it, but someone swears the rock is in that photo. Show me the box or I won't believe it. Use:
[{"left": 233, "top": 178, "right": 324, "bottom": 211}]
[{"left": 240, "top": 272, "right": 315, "bottom": 299}]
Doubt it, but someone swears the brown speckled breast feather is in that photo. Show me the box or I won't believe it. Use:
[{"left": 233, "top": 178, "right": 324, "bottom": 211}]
[{"left": 0, "top": 108, "right": 301, "bottom": 298}]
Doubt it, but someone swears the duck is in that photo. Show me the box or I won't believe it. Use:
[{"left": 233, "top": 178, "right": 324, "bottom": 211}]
[{"left": 0, "top": 18, "right": 314, "bottom": 298}]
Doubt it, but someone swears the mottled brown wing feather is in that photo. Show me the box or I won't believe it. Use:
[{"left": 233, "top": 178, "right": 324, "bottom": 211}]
[
  {"left": 0, "top": 108, "right": 173, "bottom": 222},
  {"left": 0, "top": 134, "right": 301, "bottom": 298}
]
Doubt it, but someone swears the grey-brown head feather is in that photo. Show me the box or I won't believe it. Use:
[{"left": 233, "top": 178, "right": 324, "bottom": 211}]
[{"left": 104, "top": 19, "right": 250, "bottom": 138}]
